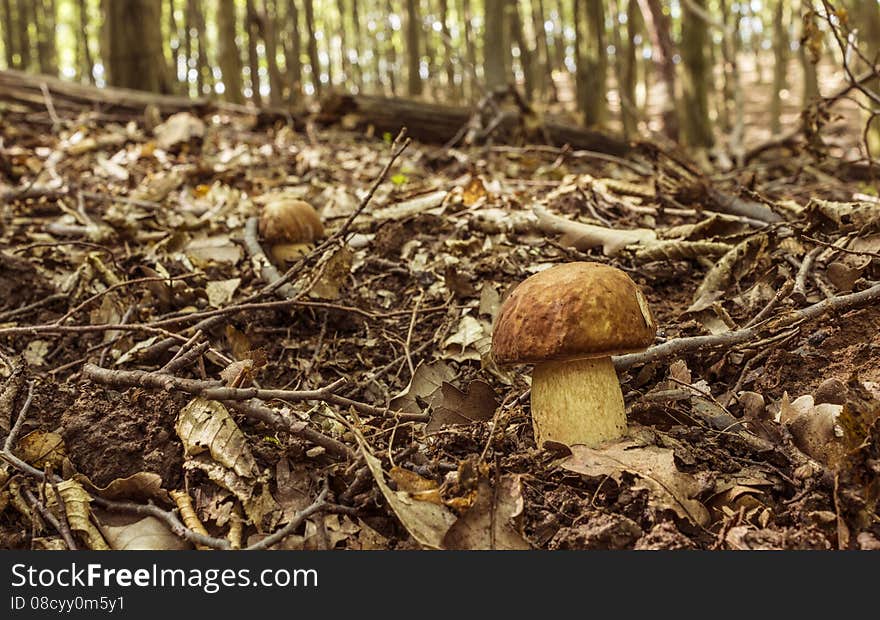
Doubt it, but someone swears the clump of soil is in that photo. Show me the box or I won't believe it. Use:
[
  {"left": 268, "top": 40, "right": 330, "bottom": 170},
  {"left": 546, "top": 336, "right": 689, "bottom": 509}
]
[
  {"left": 61, "top": 387, "right": 185, "bottom": 488},
  {"left": 0, "top": 252, "right": 55, "bottom": 311}
]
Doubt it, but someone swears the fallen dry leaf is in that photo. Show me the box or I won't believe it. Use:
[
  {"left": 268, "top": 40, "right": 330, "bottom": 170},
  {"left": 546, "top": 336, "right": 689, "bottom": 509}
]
[
  {"left": 560, "top": 440, "right": 710, "bottom": 526},
  {"left": 443, "top": 475, "right": 531, "bottom": 550}
]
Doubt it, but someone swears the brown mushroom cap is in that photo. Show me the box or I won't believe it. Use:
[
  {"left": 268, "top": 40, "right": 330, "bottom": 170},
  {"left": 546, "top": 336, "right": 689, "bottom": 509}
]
[
  {"left": 492, "top": 262, "right": 656, "bottom": 365},
  {"left": 258, "top": 199, "right": 324, "bottom": 243}
]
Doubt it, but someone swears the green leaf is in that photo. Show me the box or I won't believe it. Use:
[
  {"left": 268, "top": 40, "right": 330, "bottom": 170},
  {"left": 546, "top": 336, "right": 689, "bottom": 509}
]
[{"left": 391, "top": 173, "right": 408, "bottom": 186}]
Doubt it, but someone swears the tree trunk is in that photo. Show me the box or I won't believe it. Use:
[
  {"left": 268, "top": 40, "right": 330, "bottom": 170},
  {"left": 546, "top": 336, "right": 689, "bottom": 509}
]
[
  {"left": 15, "top": 0, "right": 31, "bottom": 71},
  {"left": 857, "top": 0, "right": 880, "bottom": 154},
  {"left": 284, "top": 0, "right": 302, "bottom": 99},
  {"left": 350, "top": 0, "right": 364, "bottom": 90},
  {"left": 636, "top": 0, "right": 678, "bottom": 140},
  {"left": 257, "top": 0, "right": 284, "bottom": 105},
  {"left": 769, "top": 0, "right": 788, "bottom": 135},
  {"left": 405, "top": 0, "right": 422, "bottom": 96},
  {"left": 336, "top": 0, "right": 351, "bottom": 86},
  {"left": 439, "top": 0, "right": 458, "bottom": 96},
  {"left": 384, "top": 0, "right": 398, "bottom": 96},
  {"left": 509, "top": 1, "right": 534, "bottom": 100},
  {"left": 34, "top": 0, "right": 58, "bottom": 75},
  {"left": 245, "top": 0, "right": 263, "bottom": 104},
  {"left": 77, "top": 0, "right": 95, "bottom": 83},
  {"left": 574, "top": 0, "right": 607, "bottom": 126},
  {"left": 484, "top": 0, "right": 509, "bottom": 90},
  {"left": 303, "top": 0, "right": 321, "bottom": 96},
  {"left": 103, "top": 0, "right": 173, "bottom": 93},
  {"left": 192, "top": 0, "right": 213, "bottom": 95},
  {"left": 619, "top": 0, "right": 640, "bottom": 137},
  {"left": 1, "top": 0, "right": 17, "bottom": 69},
  {"left": 459, "top": 0, "right": 478, "bottom": 100},
  {"left": 217, "top": 0, "right": 245, "bottom": 104},
  {"left": 680, "top": 0, "right": 714, "bottom": 148},
  {"left": 531, "top": 0, "right": 558, "bottom": 101},
  {"left": 799, "top": 0, "right": 819, "bottom": 104}
]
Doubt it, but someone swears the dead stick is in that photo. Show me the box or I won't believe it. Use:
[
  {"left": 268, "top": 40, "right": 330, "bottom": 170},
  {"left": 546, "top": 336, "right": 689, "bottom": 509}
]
[
  {"left": 246, "top": 486, "right": 329, "bottom": 550},
  {"left": 614, "top": 281, "right": 880, "bottom": 370}
]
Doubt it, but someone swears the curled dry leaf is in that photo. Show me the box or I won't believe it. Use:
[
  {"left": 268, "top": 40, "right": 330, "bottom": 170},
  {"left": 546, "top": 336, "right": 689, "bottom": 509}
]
[
  {"left": 176, "top": 398, "right": 280, "bottom": 530},
  {"left": 17, "top": 430, "right": 66, "bottom": 470},
  {"left": 73, "top": 471, "right": 170, "bottom": 504},
  {"left": 93, "top": 509, "right": 189, "bottom": 551},
  {"left": 153, "top": 112, "right": 205, "bottom": 151},
  {"left": 47, "top": 479, "right": 110, "bottom": 550},
  {"left": 389, "top": 467, "right": 443, "bottom": 504},
  {"left": 442, "top": 475, "right": 531, "bottom": 550},
  {"left": 425, "top": 380, "right": 498, "bottom": 433},
  {"left": 176, "top": 397, "right": 259, "bottom": 478},
  {"left": 389, "top": 360, "right": 456, "bottom": 414},
  {"left": 355, "top": 432, "right": 457, "bottom": 549},
  {"left": 688, "top": 234, "right": 770, "bottom": 313},
  {"left": 443, "top": 314, "right": 491, "bottom": 362},
  {"left": 560, "top": 439, "right": 710, "bottom": 526},
  {"left": 308, "top": 245, "right": 353, "bottom": 300},
  {"left": 778, "top": 393, "right": 844, "bottom": 464}
]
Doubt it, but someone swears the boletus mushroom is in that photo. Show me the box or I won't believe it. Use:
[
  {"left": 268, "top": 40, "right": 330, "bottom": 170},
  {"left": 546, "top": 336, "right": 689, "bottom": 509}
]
[
  {"left": 258, "top": 198, "right": 324, "bottom": 265},
  {"left": 491, "top": 262, "right": 656, "bottom": 448}
]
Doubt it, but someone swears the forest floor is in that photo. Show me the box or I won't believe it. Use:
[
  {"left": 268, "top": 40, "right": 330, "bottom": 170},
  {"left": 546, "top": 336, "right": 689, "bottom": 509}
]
[{"left": 0, "top": 83, "right": 879, "bottom": 550}]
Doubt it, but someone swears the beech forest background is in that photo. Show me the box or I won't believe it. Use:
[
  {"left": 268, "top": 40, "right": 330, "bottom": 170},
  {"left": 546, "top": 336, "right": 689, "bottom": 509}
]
[{"left": 1, "top": 0, "right": 879, "bottom": 154}]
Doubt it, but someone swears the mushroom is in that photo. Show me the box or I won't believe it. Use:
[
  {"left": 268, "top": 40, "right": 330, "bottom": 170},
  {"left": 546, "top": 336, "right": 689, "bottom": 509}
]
[
  {"left": 491, "top": 262, "right": 656, "bottom": 447},
  {"left": 258, "top": 198, "right": 325, "bottom": 265}
]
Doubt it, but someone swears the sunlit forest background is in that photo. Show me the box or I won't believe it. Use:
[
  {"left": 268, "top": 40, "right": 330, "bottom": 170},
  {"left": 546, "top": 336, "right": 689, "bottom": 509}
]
[{"left": 0, "top": 0, "right": 878, "bottom": 156}]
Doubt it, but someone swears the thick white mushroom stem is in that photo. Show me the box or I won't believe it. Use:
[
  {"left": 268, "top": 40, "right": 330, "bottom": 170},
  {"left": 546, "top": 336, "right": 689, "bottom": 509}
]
[{"left": 530, "top": 356, "right": 627, "bottom": 447}]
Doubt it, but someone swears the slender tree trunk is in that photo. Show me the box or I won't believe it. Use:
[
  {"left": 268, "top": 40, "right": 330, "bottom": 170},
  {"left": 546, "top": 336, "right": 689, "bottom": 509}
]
[
  {"left": 856, "top": 0, "right": 880, "bottom": 154},
  {"left": 257, "top": 0, "right": 284, "bottom": 105},
  {"left": 336, "top": 0, "right": 351, "bottom": 85},
  {"left": 350, "top": 0, "right": 364, "bottom": 90},
  {"left": 303, "top": 0, "right": 321, "bottom": 96},
  {"left": 167, "top": 0, "right": 185, "bottom": 91},
  {"left": 406, "top": 0, "right": 422, "bottom": 96},
  {"left": 284, "top": 0, "right": 302, "bottom": 99},
  {"left": 531, "top": 0, "right": 557, "bottom": 101},
  {"left": 459, "top": 0, "right": 478, "bottom": 100},
  {"left": 103, "top": 0, "right": 173, "bottom": 93},
  {"left": 75, "top": 0, "right": 94, "bottom": 82},
  {"left": 620, "top": 0, "right": 640, "bottom": 136},
  {"left": 484, "top": 0, "right": 509, "bottom": 90},
  {"left": 0, "top": 0, "right": 14, "bottom": 69},
  {"left": 193, "top": 0, "right": 213, "bottom": 95},
  {"left": 681, "top": 0, "right": 714, "bottom": 148},
  {"left": 551, "top": 0, "right": 567, "bottom": 83},
  {"left": 769, "top": 0, "right": 788, "bottom": 135},
  {"left": 15, "top": 0, "right": 32, "bottom": 71},
  {"left": 245, "top": 0, "right": 263, "bottom": 103},
  {"left": 799, "top": 0, "right": 819, "bottom": 105},
  {"left": 217, "top": 0, "right": 245, "bottom": 104},
  {"left": 637, "top": 0, "right": 678, "bottom": 140},
  {"left": 34, "top": 0, "right": 58, "bottom": 75},
  {"left": 183, "top": 0, "right": 193, "bottom": 92},
  {"left": 385, "top": 0, "right": 398, "bottom": 96},
  {"left": 509, "top": 1, "right": 534, "bottom": 100},
  {"left": 574, "top": 0, "right": 606, "bottom": 126},
  {"left": 439, "top": 0, "right": 457, "bottom": 96}
]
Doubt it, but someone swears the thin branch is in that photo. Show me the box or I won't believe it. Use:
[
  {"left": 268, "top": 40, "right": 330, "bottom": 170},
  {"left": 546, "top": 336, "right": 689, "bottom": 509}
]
[
  {"left": 246, "top": 485, "right": 329, "bottom": 550},
  {"left": 614, "top": 280, "right": 880, "bottom": 370}
]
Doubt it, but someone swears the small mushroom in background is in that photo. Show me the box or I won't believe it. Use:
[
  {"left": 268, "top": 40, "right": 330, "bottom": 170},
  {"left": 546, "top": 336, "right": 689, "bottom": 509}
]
[
  {"left": 491, "top": 262, "right": 657, "bottom": 448},
  {"left": 258, "top": 198, "right": 325, "bottom": 266}
]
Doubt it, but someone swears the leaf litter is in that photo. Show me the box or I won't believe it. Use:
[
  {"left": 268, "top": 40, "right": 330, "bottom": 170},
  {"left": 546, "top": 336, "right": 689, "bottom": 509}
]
[{"left": 0, "top": 95, "right": 879, "bottom": 551}]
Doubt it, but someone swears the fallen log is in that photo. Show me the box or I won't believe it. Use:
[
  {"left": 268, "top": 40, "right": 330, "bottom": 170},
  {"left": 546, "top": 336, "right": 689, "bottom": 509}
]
[
  {"left": 316, "top": 92, "right": 633, "bottom": 156},
  {"left": 0, "top": 69, "right": 293, "bottom": 125}
]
